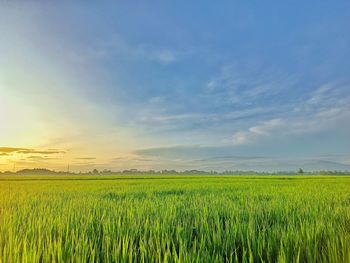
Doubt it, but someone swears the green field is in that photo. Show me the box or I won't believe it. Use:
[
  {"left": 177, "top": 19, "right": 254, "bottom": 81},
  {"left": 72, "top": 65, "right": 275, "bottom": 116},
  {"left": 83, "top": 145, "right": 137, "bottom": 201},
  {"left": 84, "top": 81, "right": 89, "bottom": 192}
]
[{"left": 0, "top": 175, "right": 349, "bottom": 262}]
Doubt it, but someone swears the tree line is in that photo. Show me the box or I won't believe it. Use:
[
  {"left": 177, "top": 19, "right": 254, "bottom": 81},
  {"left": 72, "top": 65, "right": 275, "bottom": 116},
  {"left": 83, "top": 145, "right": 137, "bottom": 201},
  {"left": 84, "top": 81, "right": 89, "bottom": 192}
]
[{"left": 0, "top": 168, "right": 349, "bottom": 176}]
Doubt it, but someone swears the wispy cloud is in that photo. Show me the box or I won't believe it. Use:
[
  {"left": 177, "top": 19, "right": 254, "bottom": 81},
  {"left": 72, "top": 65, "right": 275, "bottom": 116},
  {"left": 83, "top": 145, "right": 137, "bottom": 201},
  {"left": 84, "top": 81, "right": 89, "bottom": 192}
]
[
  {"left": 232, "top": 118, "right": 285, "bottom": 145},
  {"left": 26, "top": 156, "right": 61, "bottom": 161},
  {"left": 231, "top": 84, "right": 350, "bottom": 145},
  {"left": 17, "top": 149, "right": 66, "bottom": 155},
  {"left": 133, "top": 145, "right": 350, "bottom": 172},
  {"left": 205, "top": 62, "right": 297, "bottom": 106},
  {"left": 0, "top": 147, "right": 29, "bottom": 153},
  {"left": 152, "top": 50, "right": 176, "bottom": 64},
  {"left": 0, "top": 147, "right": 65, "bottom": 155},
  {"left": 67, "top": 35, "right": 180, "bottom": 66},
  {"left": 138, "top": 107, "right": 273, "bottom": 127}
]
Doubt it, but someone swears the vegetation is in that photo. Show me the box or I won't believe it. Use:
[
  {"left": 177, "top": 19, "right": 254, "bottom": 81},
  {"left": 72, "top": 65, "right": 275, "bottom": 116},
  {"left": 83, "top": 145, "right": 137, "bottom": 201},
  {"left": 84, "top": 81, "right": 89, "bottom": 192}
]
[
  {"left": 1, "top": 168, "right": 350, "bottom": 176},
  {"left": 0, "top": 175, "right": 349, "bottom": 262}
]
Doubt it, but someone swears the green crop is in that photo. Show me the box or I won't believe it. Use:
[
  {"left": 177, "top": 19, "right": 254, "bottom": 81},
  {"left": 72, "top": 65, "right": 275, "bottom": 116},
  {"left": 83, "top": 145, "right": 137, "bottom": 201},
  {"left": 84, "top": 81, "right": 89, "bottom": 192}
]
[{"left": 0, "top": 175, "right": 349, "bottom": 262}]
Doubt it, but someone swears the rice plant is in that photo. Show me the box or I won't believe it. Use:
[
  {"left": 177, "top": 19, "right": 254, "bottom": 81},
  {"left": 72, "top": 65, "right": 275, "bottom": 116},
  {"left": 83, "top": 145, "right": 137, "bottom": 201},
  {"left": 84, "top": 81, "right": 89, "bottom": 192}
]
[{"left": 0, "top": 176, "right": 349, "bottom": 262}]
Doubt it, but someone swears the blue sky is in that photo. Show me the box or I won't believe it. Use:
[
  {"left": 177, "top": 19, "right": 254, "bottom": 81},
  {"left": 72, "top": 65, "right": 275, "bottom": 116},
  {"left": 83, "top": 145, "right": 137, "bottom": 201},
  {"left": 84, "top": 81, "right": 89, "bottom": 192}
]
[{"left": 1, "top": 1, "right": 350, "bottom": 171}]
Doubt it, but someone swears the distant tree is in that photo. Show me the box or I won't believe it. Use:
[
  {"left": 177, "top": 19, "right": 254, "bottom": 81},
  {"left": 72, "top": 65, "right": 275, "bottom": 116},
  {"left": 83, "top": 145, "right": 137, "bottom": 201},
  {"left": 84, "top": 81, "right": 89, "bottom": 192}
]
[
  {"left": 92, "top": 169, "right": 99, "bottom": 175},
  {"left": 102, "top": 169, "right": 112, "bottom": 175},
  {"left": 298, "top": 168, "right": 304, "bottom": 174}
]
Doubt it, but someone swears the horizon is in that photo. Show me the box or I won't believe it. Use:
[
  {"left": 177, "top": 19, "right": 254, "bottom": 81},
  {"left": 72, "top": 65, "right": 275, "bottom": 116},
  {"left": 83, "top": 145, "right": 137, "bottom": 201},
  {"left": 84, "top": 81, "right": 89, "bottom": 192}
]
[
  {"left": 1, "top": 1, "right": 350, "bottom": 172},
  {"left": 2, "top": 167, "right": 349, "bottom": 175}
]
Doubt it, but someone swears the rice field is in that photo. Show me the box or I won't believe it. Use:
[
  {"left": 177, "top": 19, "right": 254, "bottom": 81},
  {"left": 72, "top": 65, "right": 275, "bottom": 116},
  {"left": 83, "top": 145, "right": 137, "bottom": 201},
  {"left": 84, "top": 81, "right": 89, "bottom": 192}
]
[{"left": 0, "top": 175, "right": 349, "bottom": 262}]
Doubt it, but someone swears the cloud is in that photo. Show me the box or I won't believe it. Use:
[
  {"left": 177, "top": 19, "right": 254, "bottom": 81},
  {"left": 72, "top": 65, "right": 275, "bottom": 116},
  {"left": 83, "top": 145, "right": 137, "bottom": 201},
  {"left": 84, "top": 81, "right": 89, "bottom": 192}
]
[
  {"left": 230, "top": 81, "right": 350, "bottom": 145},
  {"left": 206, "top": 80, "right": 216, "bottom": 91},
  {"left": 205, "top": 62, "right": 297, "bottom": 106},
  {"left": 134, "top": 145, "right": 350, "bottom": 171},
  {"left": 232, "top": 105, "right": 350, "bottom": 146},
  {"left": 80, "top": 36, "right": 179, "bottom": 65},
  {"left": 26, "top": 156, "right": 60, "bottom": 161},
  {"left": 17, "top": 149, "right": 66, "bottom": 155},
  {"left": 134, "top": 145, "right": 201, "bottom": 158},
  {"left": 154, "top": 50, "right": 176, "bottom": 64},
  {"left": 132, "top": 157, "right": 154, "bottom": 162},
  {"left": 140, "top": 113, "right": 201, "bottom": 123},
  {"left": 138, "top": 107, "right": 273, "bottom": 128},
  {"left": 194, "top": 155, "right": 265, "bottom": 162},
  {"left": 232, "top": 119, "right": 284, "bottom": 145},
  {"left": 111, "top": 157, "right": 130, "bottom": 161},
  {"left": 231, "top": 131, "right": 250, "bottom": 145},
  {"left": 134, "top": 145, "right": 265, "bottom": 162},
  {"left": 74, "top": 157, "right": 96, "bottom": 160},
  {"left": 148, "top": 96, "right": 165, "bottom": 104},
  {"left": 133, "top": 46, "right": 179, "bottom": 65},
  {"left": 0, "top": 147, "right": 29, "bottom": 153},
  {"left": 0, "top": 147, "right": 65, "bottom": 155},
  {"left": 306, "top": 84, "right": 334, "bottom": 106}
]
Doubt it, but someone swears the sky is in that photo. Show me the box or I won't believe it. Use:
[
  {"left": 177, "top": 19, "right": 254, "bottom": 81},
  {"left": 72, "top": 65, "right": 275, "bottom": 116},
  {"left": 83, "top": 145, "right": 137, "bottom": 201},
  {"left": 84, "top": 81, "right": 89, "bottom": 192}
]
[{"left": 1, "top": 1, "right": 350, "bottom": 172}]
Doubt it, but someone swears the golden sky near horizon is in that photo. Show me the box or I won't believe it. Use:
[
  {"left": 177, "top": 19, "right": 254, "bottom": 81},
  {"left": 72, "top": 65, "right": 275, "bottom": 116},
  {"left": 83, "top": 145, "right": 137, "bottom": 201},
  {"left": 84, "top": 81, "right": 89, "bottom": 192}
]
[
  {"left": 0, "top": 52, "right": 149, "bottom": 172},
  {"left": 0, "top": 83, "right": 149, "bottom": 171}
]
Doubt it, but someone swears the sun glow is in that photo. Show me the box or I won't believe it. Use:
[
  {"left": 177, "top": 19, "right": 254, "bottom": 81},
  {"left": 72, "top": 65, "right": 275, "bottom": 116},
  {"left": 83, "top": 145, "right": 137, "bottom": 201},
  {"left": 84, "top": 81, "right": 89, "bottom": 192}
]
[{"left": 0, "top": 86, "right": 43, "bottom": 146}]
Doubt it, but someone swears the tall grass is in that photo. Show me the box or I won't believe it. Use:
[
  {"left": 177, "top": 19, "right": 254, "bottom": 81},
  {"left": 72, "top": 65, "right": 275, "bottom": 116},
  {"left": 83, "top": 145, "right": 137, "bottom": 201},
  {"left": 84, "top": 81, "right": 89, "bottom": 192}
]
[{"left": 0, "top": 176, "right": 349, "bottom": 262}]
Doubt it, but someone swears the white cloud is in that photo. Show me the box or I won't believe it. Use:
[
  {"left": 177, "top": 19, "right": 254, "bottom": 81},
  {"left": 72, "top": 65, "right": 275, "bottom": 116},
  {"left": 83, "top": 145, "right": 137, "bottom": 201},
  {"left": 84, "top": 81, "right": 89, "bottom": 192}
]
[
  {"left": 154, "top": 50, "right": 176, "bottom": 64},
  {"left": 232, "top": 131, "right": 250, "bottom": 145},
  {"left": 62, "top": 34, "right": 179, "bottom": 66},
  {"left": 138, "top": 107, "right": 273, "bottom": 126},
  {"left": 230, "top": 81, "right": 350, "bottom": 146},
  {"left": 249, "top": 118, "right": 284, "bottom": 135},
  {"left": 232, "top": 105, "right": 350, "bottom": 145},
  {"left": 134, "top": 145, "right": 350, "bottom": 172},
  {"left": 207, "top": 80, "right": 217, "bottom": 90},
  {"left": 232, "top": 118, "right": 284, "bottom": 145},
  {"left": 306, "top": 83, "right": 334, "bottom": 105},
  {"left": 148, "top": 96, "right": 165, "bottom": 104},
  {"left": 203, "top": 64, "right": 303, "bottom": 112}
]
